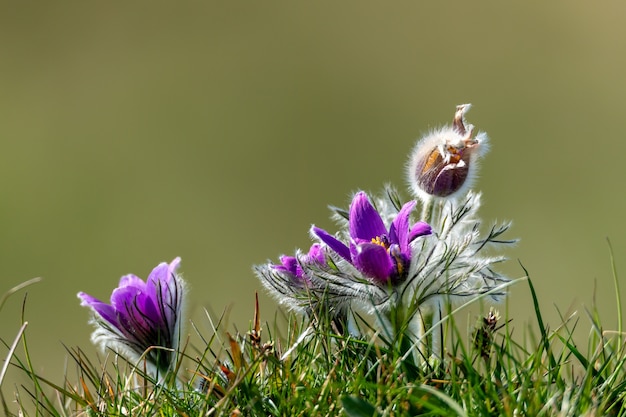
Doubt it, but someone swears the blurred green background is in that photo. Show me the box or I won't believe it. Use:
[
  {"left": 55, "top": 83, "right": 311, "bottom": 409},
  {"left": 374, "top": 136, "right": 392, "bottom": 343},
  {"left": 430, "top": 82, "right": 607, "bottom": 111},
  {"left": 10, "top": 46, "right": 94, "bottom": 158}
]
[{"left": 2, "top": 0, "right": 626, "bottom": 402}]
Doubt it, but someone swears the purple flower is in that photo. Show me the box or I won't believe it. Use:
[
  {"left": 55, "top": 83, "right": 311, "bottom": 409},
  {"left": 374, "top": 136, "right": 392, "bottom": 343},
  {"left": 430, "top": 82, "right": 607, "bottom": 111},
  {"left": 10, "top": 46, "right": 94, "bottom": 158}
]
[
  {"left": 257, "top": 244, "right": 328, "bottom": 311},
  {"left": 312, "top": 192, "right": 431, "bottom": 284},
  {"left": 78, "top": 258, "right": 185, "bottom": 376},
  {"left": 258, "top": 243, "right": 353, "bottom": 332},
  {"left": 272, "top": 243, "right": 326, "bottom": 283}
]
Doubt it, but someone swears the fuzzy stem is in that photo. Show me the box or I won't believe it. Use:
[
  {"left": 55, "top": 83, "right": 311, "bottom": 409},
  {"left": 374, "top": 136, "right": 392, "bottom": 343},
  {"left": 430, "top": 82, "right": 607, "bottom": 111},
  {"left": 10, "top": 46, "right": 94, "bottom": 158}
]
[
  {"left": 420, "top": 197, "right": 434, "bottom": 224},
  {"left": 405, "top": 309, "right": 430, "bottom": 364}
]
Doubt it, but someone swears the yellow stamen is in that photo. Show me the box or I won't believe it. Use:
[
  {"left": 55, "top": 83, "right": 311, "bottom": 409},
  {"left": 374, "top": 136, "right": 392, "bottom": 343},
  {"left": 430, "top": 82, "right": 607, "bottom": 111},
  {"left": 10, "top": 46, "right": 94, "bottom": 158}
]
[
  {"left": 371, "top": 236, "right": 389, "bottom": 249},
  {"left": 390, "top": 246, "right": 405, "bottom": 276}
]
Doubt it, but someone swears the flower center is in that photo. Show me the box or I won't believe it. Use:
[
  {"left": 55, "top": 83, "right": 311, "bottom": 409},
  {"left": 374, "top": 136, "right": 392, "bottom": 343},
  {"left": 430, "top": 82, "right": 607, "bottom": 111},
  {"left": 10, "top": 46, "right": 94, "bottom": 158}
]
[
  {"left": 371, "top": 235, "right": 390, "bottom": 249},
  {"left": 389, "top": 245, "right": 406, "bottom": 277},
  {"left": 371, "top": 235, "right": 407, "bottom": 279}
]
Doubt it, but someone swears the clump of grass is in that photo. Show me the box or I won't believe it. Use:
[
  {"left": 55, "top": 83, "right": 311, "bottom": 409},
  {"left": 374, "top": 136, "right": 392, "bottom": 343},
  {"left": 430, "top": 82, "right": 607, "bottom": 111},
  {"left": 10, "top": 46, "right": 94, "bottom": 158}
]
[{"left": 3, "top": 266, "right": 626, "bottom": 417}]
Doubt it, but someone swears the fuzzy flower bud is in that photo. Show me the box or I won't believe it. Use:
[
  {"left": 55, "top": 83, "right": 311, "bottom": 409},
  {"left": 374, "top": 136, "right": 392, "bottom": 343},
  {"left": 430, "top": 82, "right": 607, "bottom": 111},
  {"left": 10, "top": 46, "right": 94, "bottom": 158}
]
[{"left": 408, "top": 104, "right": 489, "bottom": 200}]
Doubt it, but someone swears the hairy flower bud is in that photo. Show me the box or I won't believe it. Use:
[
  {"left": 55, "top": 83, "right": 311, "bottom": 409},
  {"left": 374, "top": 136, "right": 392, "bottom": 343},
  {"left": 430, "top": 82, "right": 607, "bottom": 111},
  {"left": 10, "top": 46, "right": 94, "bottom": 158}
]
[{"left": 408, "top": 104, "right": 489, "bottom": 200}]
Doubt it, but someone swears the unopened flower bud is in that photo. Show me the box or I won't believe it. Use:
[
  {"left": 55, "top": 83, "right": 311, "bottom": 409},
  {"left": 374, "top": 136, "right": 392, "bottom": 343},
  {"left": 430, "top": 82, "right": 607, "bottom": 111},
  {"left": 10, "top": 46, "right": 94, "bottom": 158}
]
[
  {"left": 408, "top": 104, "right": 489, "bottom": 200},
  {"left": 472, "top": 307, "right": 501, "bottom": 360}
]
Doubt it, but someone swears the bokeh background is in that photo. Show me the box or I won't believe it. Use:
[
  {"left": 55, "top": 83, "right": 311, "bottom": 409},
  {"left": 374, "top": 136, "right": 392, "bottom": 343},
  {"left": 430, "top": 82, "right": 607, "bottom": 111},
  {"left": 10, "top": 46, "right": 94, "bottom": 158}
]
[{"left": 2, "top": 0, "right": 626, "bottom": 404}]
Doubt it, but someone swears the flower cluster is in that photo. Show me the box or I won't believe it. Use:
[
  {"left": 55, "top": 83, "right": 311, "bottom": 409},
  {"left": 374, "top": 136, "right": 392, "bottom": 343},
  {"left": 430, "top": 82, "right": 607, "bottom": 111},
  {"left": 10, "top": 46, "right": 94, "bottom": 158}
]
[
  {"left": 76, "top": 104, "right": 512, "bottom": 378},
  {"left": 255, "top": 104, "right": 514, "bottom": 351},
  {"left": 78, "top": 258, "right": 186, "bottom": 380}
]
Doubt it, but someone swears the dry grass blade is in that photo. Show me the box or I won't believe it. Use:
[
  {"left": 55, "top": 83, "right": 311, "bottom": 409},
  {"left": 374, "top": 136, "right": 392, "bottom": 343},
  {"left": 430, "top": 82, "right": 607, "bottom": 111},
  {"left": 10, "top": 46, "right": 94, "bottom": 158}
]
[
  {"left": 227, "top": 333, "right": 243, "bottom": 372},
  {"left": 0, "top": 321, "right": 28, "bottom": 387},
  {"left": 0, "top": 277, "right": 42, "bottom": 313}
]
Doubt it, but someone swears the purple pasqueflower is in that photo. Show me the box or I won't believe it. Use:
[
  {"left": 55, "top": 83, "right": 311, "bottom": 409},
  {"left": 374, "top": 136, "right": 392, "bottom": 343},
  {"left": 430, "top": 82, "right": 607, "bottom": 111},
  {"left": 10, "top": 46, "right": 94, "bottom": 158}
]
[
  {"left": 78, "top": 257, "right": 185, "bottom": 375},
  {"left": 259, "top": 243, "right": 352, "bottom": 332},
  {"left": 272, "top": 243, "right": 326, "bottom": 283},
  {"left": 312, "top": 192, "right": 431, "bottom": 284},
  {"left": 256, "top": 243, "right": 332, "bottom": 314},
  {"left": 260, "top": 243, "right": 326, "bottom": 308}
]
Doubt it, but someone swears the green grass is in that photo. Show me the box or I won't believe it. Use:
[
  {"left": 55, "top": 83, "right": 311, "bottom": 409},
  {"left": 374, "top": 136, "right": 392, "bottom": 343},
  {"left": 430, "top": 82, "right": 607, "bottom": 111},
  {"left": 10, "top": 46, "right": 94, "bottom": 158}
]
[{"left": 3, "top": 270, "right": 626, "bottom": 417}]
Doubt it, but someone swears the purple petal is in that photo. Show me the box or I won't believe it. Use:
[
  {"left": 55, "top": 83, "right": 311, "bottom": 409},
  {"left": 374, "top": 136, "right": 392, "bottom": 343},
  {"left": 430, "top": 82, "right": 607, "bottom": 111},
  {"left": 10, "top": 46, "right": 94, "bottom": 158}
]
[
  {"left": 389, "top": 200, "right": 417, "bottom": 255},
  {"left": 162, "top": 258, "right": 182, "bottom": 311},
  {"left": 408, "top": 221, "right": 432, "bottom": 242},
  {"left": 273, "top": 255, "right": 309, "bottom": 286},
  {"left": 349, "top": 240, "right": 359, "bottom": 264},
  {"left": 150, "top": 258, "right": 182, "bottom": 330},
  {"left": 167, "top": 257, "right": 181, "bottom": 280},
  {"left": 146, "top": 262, "right": 170, "bottom": 299},
  {"left": 275, "top": 255, "right": 299, "bottom": 276},
  {"left": 117, "top": 274, "right": 146, "bottom": 292},
  {"left": 349, "top": 192, "right": 387, "bottom": 241},
  {"left": 352, "top": 242, "right": 394, "bottom": 283},
  {"left": 77, "top": 292, "right": 118, "bottom": 328},
  {"left": 273, "top": 245, "right": 327, "bottom": 284},
  {"left": 306, "top": 243, "right": 326, "bottom": 265},
  {"left": 110, "top": 285, "right": 157, "bottom": 337},
  {"left": 388, "top": 244, "right": 408, "bottom": 279},
  {"left": 312, "top": 226, "right": 351, "bottom": 261},
  {"left": 109, "top": 282, "right": 140, "bottom": 312}
]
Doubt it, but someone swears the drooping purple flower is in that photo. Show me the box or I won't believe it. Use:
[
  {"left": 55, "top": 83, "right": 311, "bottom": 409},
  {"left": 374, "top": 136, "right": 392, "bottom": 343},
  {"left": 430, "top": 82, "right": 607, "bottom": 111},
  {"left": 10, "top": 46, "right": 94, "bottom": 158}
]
[
  {"left": 257, "top": 243, "right": 352, "bottom": 333},
  {"left": 312, "top": 192, "right": 431, "bottom": 284},
  {"left": 271, "top": 243, "right": 326, "bottom": 283},
  {"left": 257, "top": 243, "right": 328, "bottom": 311},
  {"left": 78, "top": 258, "right": 185, "bottom": 376}
]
